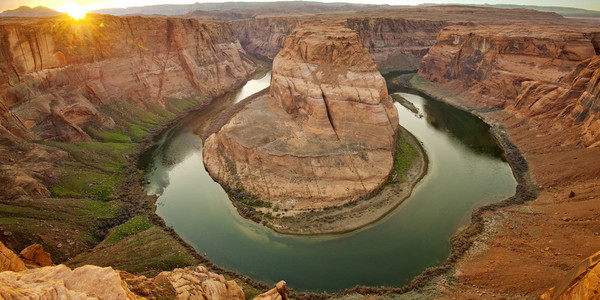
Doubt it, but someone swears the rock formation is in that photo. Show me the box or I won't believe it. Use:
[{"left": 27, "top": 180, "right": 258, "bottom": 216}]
[
  {"left": 541, "top": 250, "right": 600, "bottom": 300},
  {"left": 19, "top": 244, "right": 52, "bottom": 267},
  {"left": 0, "top": 241, "right": 247, "bottom": 299},
  {"left": 254, "top": 280, "right": 289, "bottom": 300},
  {"left": 154, "top": 266, "right": 245, "bottom": 300},
  {"left": 0, "top": 14, "right": 256, "bottom": 143},
  {"left": 230, "top": 7, "right": 568, "bottom": 71},
  {"left": 0, "top": 264, "right": 142, "bottom": 299},
  {"left": 0, "top": 241, "right": 26, "bottom": 272},
  {"left": 203, "top": 26, "right": 398, "bottom": 210},
  {"left": 345, "top": 17, "right": 447, "bottom": 70},
  {"left": 416, "top": 19, "right": 600, "bottom": 299},
  {"left": 418, "top": 24, "right": 600, "bottom": 145}
]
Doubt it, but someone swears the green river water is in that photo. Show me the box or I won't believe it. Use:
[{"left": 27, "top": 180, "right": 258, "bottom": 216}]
[{"left": 140, "top": 73, "right": 517, "bottom": 292}]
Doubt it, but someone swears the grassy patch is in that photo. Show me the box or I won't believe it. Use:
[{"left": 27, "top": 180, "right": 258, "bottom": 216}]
[
  {"left": 45, "top": 141, "right": 135, "bottom": 199},
  {"left": 67, "top": 226, "right": 198, "bottom": 276},
  {"left": 0, "top": 198, "right": 120, "bottom": 262},
  {"left": 164, "top": 97, "right": 203, "bottom": 113},
  {"left": 104, "top": 214, "right": 153, "bottom": 244},
  {"left": 388, "top": 132, "right": 420, "bottom": 184},
  {"left": 85, "top": 127, "right": 131, "bottom": 143}
]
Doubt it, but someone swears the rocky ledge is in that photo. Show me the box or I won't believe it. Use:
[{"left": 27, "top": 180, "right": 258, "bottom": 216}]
[
  {"left": 203, "top": 26, "right": 412, "bottom": 232},
  {"left": 0, "top": 241, "right": 288, "bottom": 299}
]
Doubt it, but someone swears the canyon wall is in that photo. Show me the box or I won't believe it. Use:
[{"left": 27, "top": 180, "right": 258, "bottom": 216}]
[
  {"left": 418, "top": 24, "right": 600, "bottom": 145},
  {"left": 231, "top": 17, "right": 305, "bottom": 59},
  {"left": 416, "top": 19, "right": 600, "bottom": 299},
  {"left": 0, "top": 14, "right": 256, "bottom": 143},
  {"left": 231, "top": 15, "right": 446, "bottom": 70},
  {"left": 345, "top": 17, "right": 447, "bottom": 70},
  {"left": 203, "top": 26, "right": 398, "bottom": 209}
]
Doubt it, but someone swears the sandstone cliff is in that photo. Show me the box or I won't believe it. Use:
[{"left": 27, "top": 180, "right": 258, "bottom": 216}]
[
  {"left": 231, "top": 16, "right": 305, "bottom": 59},
  {"left": 230, "top": 7, "right": 569, "bottom": 72},
  {"left": 0, "top": 14, "right": 255, "bottom": 143},
  {"left": 415, "top": 20, "right": 600, "bottom": 299},
  {"left": 203, "top": 26, "right": 398, "bottom": 210},
  {"left": 345, "top": 17, "right": 447, "bottom": 70},
  {"left": 231, "top": 15, "right": 444, "bottom": 70},
  {"left": 418, "top": 24, "right": 600, "bottom": 145}
]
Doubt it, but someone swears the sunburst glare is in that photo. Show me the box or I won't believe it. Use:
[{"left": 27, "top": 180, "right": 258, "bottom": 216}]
[{"left": 61, "top": 2, "right": 87, "bottom": 20}]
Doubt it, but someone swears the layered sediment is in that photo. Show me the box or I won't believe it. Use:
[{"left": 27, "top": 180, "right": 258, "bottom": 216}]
[
  {"left": 0, "top": 14, "right": 255, "bottom": 143},
  {"left": 203, "top": 26, "right": 399, "bottom": 212}
]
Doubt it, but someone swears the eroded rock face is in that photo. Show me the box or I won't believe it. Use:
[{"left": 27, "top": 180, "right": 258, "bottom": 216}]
[
  {"left": 19, "top": 244, "right": 52, "bottom": 267},
  {"left": 0, "top": 14, "right": 256, "bottom": 143},
  {"left": 203, "top": 26, "right": 398, "bottom": 209},
  {"left": 253, "top": 280, "right": 289, "bottom": 300},
  {"left": 418, "top": 24, "right": 600, "bottom": 145},
  {"left": 154, "top": 266, "right": 245, "bottom": 300},
  {"left": 346, "top": 17, "right": 447, "bottom": 70},
  {"left": 0, "top": 264, "right": 141, "bottom": 299},
  {"left": 0, "top": 241, "right": 26, "bottom": 272},
  {"left": 0, "top": 242, "right": 246, "bottom": 300}
]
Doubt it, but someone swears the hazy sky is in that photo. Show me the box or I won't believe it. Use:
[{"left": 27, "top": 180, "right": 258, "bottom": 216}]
[{"left": 1, "top": 0, "right": 599, "bottom": 13}]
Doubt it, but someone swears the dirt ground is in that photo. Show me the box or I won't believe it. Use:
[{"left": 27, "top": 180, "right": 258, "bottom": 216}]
[{"left": 435, "top": 106, "right": 600, "bottom": 299}]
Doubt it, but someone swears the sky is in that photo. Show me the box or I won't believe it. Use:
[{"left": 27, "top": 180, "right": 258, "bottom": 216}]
[{"left": 1, "top": 0, "right": 599, "bottom": 13}]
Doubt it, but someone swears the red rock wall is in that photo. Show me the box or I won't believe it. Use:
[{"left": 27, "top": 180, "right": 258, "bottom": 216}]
[
  {"left": 232, "top": 16, "right": 446, "bottom": 70},
  {"left": 418, "top": 25, "right": 600, "bottom": 146},
  {"left": 346, "top": 17, "right": 447, "bottom": 70},
  {"left": 0, "top": 14, "right": 256, "bottom": 142}
]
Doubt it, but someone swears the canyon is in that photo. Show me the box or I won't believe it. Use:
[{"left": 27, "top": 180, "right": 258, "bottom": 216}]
[{"left": 0, "top": 4, "right": 599, "bottom": 299}]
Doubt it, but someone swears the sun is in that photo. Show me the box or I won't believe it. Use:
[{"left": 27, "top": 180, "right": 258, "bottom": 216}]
[{"left": 61, "top": 2, "right": 87, "bottom": 20}]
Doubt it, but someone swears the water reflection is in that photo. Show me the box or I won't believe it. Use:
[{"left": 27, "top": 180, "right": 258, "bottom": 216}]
[{"left": 423, "top": 100, "right": 503, "bottom": 157}]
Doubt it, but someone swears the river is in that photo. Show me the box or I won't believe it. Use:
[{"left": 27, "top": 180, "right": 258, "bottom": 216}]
[{"left": 139, "top": 72, "right": 517, "bottom": 292}]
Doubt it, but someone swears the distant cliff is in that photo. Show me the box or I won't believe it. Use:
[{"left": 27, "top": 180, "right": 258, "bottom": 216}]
[
  {"left": 418, "top": 24, "right": 600, "bottom": 145},
  {"left": 0, "top": 14, "right": 255, "bottom": 143},
  {"left": 231, "top": 15, "right": 446, "bottom": 70}
]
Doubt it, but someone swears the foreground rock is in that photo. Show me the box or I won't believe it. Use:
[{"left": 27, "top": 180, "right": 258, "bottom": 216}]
[
  {"left": 19, "top": 244, "right": 52, "bottom": 267},
  {"left": 542, "top": 250, "right": 600, "bottom": 299},
  {"left": 0, "top": 241, "right": 26, "bottom": 272},
  {"left": 154, "top": 266, "right": 245, "bottom": 300},
  {"left": 204, "top": 26, "right": 398, "bottom": 212},
  {"left": 0, "top": 264, "right": 141, "bottom": 299},
  {"left": 254, "top": 280, "right": 289, "bottom": 300},
  {"left": 0, "top": 242, "right": 247, "bottom": 299}
]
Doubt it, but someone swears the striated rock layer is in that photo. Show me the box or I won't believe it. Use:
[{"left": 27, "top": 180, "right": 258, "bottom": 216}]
[
  {"left": 203, "top": 26, "right": 398, "bottom": 209},
  {"left": 0, "top": 14, "right": 255, "bottom": 143},
  {"left": 418, "top": 24, "right": 600, "bottom": 145}
]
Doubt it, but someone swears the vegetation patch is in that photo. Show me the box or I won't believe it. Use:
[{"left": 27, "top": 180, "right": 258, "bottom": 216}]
[
  {"left": 46, "top": 141, "right": 135, "bottom": 199},
  {"left": 67, "top": 225, "right": 198, "bottom": 276},
  {"left": 387, "top": 131, "right": 420, "bottom": 184},
  {"left": 104, "top": 214, "right": 153, "bottom": 244}
]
